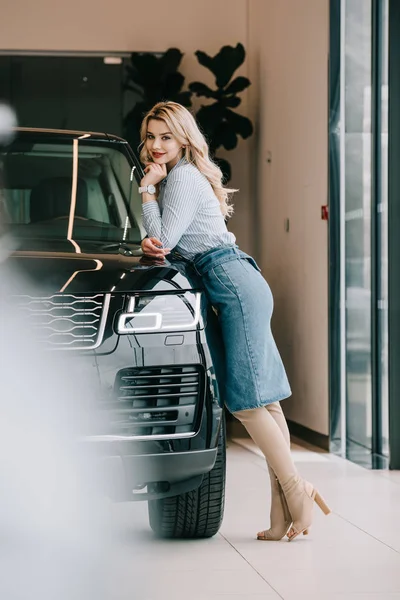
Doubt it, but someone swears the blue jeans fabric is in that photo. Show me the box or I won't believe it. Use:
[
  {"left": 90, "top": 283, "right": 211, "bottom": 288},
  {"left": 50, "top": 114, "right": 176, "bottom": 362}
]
[{"left": 190, "top": 244, "right": 292, "bottom": 413}]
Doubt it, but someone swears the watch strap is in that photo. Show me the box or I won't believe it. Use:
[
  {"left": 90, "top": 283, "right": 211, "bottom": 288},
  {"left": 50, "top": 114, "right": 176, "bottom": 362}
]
[{"left": 139, "top": 185, "right": 156, "bottom": 194}]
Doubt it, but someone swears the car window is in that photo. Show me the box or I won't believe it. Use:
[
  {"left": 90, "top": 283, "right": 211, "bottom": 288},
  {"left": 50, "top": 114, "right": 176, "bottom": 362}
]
[{"left": 0, "top": 139, "right": 145, "bottom": 244}]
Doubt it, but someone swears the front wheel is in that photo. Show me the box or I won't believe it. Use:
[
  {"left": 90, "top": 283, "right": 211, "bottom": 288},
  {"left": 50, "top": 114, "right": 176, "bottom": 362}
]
[{"left": 148, "top": 416, "right": 226, "bottom": 539}]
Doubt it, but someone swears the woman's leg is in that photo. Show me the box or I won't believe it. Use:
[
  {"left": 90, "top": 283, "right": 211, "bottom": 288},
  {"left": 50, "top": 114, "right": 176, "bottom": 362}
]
[
  {"left": 259, "top": 403, "right": 292, "bottom": 540},
  {"left": 234, "top": 406, "right": 297, "bottom": 485},
  {"left": 233, "top": 405, "right": 331, "bottom": 540},
  {"left": 266, "top": 402, "right": 290, "bottom": 446}
]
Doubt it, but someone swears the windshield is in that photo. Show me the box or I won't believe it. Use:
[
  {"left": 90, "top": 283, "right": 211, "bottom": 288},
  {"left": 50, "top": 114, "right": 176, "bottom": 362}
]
[{"left": 0, "top": 138, "right": 145, "bottom": 244}]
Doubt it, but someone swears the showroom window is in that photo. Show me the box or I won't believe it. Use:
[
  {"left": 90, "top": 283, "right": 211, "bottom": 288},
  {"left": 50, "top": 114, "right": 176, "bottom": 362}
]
[{"left": 329, "top": 0, "right": 389, "bottom": 467}]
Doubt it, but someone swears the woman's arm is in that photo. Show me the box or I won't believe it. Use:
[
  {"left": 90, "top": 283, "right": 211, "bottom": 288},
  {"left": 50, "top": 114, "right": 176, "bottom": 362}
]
[{"left": 142, "top": 169, "right": 201, "bottom": 251}]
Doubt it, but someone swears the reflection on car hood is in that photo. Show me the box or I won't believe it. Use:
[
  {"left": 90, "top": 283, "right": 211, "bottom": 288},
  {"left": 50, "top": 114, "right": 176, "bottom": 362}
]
[{"left": 5, "top": 238, "right": 199, "bottom": 295}]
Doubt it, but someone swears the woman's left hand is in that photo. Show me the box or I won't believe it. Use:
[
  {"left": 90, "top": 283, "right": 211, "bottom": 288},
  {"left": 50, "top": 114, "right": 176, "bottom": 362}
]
[
  {"left": 141, "top": 162, "right": 167, "bottom": 187},
  {"left": 141, "top": 237, "right": 170, "bottom": 258}
]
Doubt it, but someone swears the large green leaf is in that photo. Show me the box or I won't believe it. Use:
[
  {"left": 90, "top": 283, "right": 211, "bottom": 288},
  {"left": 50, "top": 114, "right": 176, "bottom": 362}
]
[
  {"left": 160, "top": 48, "right": 184, "bottom": 75},
  {"left": 189, "top": 82, "right": 218, "bottom": 99},
  {"left": 224, "top": 109, "right": 253, "bottom": 139},
  {"left": 214, "top": 121, "right": 238, "bottom": 151},
  {"left": 213, "top": 44, "right": 246, "bottom": 88},
  {"left": 194, "top": 44, "right": 246, "bottom": 88},
  {"left": 196, "top": 103, "right": 225, "bottom": 135},
  {"left": 221, "top": 96, "right": 241, "bottom": 108},
  {"left": 224, "top": 76, "right": 251, "bottom": 95},
  {"left": 194, "top": 50, "right": 215, "bottom": 72}
]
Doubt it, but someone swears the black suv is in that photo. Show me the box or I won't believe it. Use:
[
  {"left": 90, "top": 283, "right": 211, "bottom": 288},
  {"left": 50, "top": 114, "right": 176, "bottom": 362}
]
[{"left": 0, "top": 128, "right": 226, "bottom": 538}]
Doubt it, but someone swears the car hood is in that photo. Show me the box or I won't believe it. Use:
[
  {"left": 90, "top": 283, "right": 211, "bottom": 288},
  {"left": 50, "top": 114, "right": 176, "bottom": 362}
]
[{"left": 6, "top": 238, "right": 199, "bottom": 295}]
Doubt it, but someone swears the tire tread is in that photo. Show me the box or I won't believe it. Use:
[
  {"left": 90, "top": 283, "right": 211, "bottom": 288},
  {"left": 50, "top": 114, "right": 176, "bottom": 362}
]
[{"left": 148, "top": 417, "right": 226, "bottom": 539}]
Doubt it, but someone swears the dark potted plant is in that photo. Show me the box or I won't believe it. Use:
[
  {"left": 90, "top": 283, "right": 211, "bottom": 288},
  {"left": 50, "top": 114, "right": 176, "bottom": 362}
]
[{"left": 189, "top": 43, "right": 253, "bottom": 181}]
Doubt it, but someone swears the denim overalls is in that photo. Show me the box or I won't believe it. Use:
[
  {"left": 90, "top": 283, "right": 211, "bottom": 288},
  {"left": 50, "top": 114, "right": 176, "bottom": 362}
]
[{"left": 178, "top": 244, "right": 292, "bottom": 413}]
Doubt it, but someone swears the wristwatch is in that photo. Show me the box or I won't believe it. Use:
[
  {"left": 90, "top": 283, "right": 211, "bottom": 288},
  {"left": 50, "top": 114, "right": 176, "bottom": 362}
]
[{"left": 139, "top": 184, "right": 156, "bottom": 195}]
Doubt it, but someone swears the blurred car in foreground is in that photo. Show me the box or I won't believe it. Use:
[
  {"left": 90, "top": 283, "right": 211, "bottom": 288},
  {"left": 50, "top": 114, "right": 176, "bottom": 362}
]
[{"left": 0, "top": 128, "right": 226, "bottom": 539}]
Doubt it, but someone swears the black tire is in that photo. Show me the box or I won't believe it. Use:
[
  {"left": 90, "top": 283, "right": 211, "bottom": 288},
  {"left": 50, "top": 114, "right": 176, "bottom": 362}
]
[{"left": 148, "top": 416, "right": 226, "bottom": 539}]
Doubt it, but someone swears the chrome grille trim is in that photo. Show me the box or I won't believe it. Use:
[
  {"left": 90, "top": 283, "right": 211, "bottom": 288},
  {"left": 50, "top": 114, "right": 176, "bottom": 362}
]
[
  {"left": 14, "top": 293, "right": 110, "bottom": 350},
  {"left": 96, "top": 365, "right": 204, "bottom": 439},
  {"left": 117, "top": 392, "right": 197, "bottom": 400},
  {"left": 83, "top": 432, "right": 197, "bottom": 442},
  {"left": 119, "top": 382, "right": 197, "bottom": 390},
  {"left": 120, "top": 373, "right": 200, "bottom": 381}
]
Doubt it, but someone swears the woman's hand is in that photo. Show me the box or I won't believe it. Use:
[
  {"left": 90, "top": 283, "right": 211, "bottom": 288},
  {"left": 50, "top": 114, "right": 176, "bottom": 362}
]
[
  {"left": 141, "top": 237, "right": 171, "bottom": 258},
  {"left": 141, "top": 162, "right": 167, "bottom": 187}
]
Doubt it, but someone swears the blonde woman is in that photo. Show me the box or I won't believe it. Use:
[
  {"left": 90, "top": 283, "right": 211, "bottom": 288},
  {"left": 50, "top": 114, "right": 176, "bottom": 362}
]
[{"left": 139, "top": 101, "right": 330, "bottom": 541}]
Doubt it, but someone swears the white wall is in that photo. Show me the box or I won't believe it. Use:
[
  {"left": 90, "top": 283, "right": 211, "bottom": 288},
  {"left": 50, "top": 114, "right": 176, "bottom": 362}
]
[
  {"left": 1, "top": 0, "right": 330, "bottom": 436},
  {"left": 248, "top": 0, "right": 330, "bottom": 436},
  {"left": 1, "top": 0, "right": 246, "bottom": 55}
]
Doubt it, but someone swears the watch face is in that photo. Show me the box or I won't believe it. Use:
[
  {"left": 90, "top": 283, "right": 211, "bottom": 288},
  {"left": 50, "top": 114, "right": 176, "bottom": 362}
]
[{"left": 148, "top": 184, "right": 156, "bottom": 194}]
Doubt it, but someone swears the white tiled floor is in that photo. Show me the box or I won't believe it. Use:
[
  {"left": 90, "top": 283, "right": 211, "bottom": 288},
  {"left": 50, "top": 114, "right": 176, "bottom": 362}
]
[{"left": 109, "top": 438, "right": 400, "bottom": 600}]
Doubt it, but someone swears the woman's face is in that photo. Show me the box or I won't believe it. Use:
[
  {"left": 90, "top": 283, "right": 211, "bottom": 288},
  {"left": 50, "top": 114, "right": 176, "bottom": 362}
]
[{"left": 145, "top": 119, "right": 183, "bottom": 170}]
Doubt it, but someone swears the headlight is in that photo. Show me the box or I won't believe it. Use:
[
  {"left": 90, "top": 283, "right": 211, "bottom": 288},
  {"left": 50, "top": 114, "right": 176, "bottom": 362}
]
[{"left": 116, "top": 292, "right": 202, "bottom": 334}]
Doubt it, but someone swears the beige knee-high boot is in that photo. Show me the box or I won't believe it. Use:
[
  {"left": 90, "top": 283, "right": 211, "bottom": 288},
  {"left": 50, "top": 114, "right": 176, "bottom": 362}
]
[
  {"left": 260, "top": 402, "right": 292, "bottom": 540},
  {"left": 233, "top": 405, "right": 331, "bottom": 541}
]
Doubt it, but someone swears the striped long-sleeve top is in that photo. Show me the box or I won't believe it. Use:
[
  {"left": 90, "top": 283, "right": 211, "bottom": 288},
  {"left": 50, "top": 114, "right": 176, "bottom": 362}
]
[{"left": 141, "top": 158, "right": 236, "bottom": 259}]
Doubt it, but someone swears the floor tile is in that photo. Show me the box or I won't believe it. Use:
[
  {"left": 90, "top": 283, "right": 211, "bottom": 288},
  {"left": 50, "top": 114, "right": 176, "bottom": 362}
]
[
  {"left": 109, "top": 566, "right": 280, "bottom": 599},
  {"left": 108, "top": 438, "right": 400, "bottom": 600},
  {"left": 259, "top": 567, "right": 400, "bottom": 597}
]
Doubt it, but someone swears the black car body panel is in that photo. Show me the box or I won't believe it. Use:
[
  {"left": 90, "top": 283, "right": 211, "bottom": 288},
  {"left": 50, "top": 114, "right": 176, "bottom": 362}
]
[{"left": 1, "top": 128, "right": 224, "bottom": 502}]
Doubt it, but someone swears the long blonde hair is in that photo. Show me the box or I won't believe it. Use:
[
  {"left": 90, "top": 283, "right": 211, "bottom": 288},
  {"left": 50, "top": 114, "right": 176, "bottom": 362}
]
[{"left": 139, "top": 101, "right": 235, "bottom": 218}]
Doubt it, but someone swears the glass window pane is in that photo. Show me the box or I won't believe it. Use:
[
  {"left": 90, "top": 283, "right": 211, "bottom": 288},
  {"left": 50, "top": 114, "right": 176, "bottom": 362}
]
[
  {"left": 344, "top": 0, "right": 373, "bottom": 452},
  {"left": 1, "top": 140, "right": 144, "bottom": 243},
  {"left": 380, "top": 0, "right": 389, "bottom": 456}
]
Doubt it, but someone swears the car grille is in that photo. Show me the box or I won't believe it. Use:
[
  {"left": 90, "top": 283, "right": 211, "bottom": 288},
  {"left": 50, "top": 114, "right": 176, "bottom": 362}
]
[
  {"left": 103, "top": 365, "right": 204, "bottom": 438},
  {"left": 14, "top": 293, "right": 110, "bottom": 349}
]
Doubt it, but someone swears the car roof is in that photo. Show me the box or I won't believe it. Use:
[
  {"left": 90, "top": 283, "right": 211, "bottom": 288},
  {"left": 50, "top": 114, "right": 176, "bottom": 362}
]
[{"left": 12, "top": 127, "right": 127, "bottom": 143}]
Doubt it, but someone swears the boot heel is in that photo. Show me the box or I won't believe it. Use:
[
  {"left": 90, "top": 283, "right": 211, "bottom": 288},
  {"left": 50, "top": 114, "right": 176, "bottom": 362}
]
[{"left": 314, "top": 491, "right": 331, "bottom": 515}]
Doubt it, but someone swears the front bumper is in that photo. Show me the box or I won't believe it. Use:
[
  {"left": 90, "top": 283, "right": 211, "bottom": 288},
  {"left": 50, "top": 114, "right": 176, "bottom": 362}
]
[
  {"left": 59, "top": 313, "right": 224, "bottom": 501},
  {"left": 87, "top": 397, "right": 223, "bottom": 501},
  {"left": 98, "top": 446, "right": 218, "bottom": 501}
]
